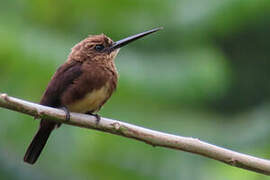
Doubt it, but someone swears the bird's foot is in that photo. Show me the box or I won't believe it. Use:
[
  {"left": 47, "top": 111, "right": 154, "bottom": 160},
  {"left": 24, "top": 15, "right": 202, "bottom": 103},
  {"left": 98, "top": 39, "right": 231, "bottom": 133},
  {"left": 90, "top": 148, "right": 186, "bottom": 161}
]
[
  {"left": 86, "top": 112, "right": 101, "bottom": 125},
  {"left": 61, "top": 106, "right": 70, "bottom": 121}
]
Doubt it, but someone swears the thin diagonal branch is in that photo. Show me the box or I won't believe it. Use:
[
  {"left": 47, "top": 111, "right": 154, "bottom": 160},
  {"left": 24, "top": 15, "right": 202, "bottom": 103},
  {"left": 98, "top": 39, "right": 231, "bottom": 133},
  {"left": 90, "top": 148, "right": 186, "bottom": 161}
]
[{"left": 0, "top": 93, "right": 270, "bottom": 175}]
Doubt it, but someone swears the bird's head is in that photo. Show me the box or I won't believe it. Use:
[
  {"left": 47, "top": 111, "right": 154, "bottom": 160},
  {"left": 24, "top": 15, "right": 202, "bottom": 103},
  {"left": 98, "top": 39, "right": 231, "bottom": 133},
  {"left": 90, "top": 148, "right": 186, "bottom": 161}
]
[{"left": 68, "top": 27, "right": 162, "bottom": 63}]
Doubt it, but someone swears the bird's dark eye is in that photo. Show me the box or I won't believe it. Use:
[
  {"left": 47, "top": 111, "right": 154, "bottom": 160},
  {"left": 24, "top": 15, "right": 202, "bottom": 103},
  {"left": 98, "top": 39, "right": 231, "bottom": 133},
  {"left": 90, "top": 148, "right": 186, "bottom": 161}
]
[{"left": 94, "top": 44, "right": 105, "bottom": 52}]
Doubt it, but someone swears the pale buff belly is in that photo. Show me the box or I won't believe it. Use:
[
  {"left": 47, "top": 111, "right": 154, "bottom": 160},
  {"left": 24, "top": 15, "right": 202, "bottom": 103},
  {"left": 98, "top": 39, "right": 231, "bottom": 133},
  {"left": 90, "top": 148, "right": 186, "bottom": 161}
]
[{"left": 66, "top": 83, "right": 110, "bottom": 113}]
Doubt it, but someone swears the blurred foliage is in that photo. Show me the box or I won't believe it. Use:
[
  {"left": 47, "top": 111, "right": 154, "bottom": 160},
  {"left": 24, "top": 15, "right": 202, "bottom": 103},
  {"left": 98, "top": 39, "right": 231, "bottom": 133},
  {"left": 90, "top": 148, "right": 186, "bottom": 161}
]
[{"left": 1, "top": 0, "right": 270, "bottom": 179}]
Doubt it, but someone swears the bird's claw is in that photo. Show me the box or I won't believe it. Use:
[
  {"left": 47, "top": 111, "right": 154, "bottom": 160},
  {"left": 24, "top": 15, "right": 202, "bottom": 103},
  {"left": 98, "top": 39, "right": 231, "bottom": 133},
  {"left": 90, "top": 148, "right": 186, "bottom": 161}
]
[
  {"left": 86, "top": 112, "right": 101, "bottom": 125},
  {"left": 61, "top": 106, "right": 70, "bottom": 121}
]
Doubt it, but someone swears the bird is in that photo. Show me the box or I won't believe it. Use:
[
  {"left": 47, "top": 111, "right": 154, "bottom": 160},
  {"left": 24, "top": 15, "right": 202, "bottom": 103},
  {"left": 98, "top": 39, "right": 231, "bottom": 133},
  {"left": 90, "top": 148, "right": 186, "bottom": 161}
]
[{"left": 23, "top": 27, "right": 162, "bottom": 164}]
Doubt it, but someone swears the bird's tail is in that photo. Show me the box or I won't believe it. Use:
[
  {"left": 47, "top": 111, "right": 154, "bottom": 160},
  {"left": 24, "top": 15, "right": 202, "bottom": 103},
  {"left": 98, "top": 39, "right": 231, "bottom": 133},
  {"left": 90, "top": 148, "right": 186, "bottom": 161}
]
[{"left": 23, "top": 123, "right": 55, "bottom": 164}]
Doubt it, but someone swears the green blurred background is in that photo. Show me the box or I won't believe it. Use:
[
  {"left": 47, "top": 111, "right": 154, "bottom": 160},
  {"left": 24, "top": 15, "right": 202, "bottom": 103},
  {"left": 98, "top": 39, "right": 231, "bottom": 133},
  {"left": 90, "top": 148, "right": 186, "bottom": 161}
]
[{"left": 1, "top": 0, "right": 270, "bottom": 179}]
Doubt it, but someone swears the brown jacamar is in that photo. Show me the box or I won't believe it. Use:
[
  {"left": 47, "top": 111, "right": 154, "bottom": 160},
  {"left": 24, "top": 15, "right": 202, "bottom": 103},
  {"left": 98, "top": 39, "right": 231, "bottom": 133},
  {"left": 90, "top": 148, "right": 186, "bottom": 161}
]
[{"left": 24, "top": 27, "right": 162, "bottom": 164}]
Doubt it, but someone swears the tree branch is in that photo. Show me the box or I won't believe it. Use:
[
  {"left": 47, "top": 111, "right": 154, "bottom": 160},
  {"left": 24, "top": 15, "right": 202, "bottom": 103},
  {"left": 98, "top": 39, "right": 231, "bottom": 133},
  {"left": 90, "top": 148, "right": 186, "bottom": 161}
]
[{"left": 0, "top": 93, "right": 270, "bottom": 175}]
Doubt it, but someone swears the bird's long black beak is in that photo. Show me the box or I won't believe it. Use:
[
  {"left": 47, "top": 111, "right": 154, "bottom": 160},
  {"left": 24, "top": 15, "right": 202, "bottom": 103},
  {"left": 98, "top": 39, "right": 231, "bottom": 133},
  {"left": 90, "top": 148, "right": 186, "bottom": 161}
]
[{"left": 109, "top": 27, "right": 163, "bottom": 51}]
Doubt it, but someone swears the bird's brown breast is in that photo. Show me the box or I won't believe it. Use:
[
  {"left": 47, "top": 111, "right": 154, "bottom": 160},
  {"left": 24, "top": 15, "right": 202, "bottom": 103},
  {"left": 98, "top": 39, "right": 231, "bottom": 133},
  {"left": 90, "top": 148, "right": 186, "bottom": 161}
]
[{"left": 60, "top": 60, "right": 118, "bottom": 113}]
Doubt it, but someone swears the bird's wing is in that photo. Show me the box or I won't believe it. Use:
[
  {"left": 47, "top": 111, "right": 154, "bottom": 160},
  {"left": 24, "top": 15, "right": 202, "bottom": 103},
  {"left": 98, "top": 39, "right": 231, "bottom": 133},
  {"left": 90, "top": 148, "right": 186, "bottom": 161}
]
[
  {"left": 40, "top": 61, "right": 82, "bottom": 107},
  {"left": 24, "top": 61, "right": 83, "bottom": 164}
]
